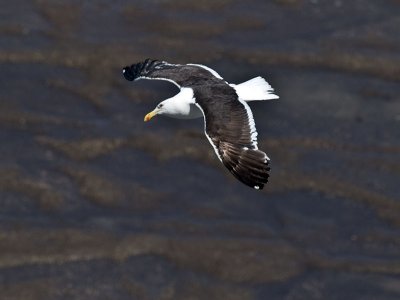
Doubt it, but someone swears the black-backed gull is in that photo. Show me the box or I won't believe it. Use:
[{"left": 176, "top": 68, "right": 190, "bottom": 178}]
[{"left": 122, "top": 59, "right": 279, "bottom": 189}]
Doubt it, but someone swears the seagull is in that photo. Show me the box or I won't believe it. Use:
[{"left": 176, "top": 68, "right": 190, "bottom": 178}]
[{"left": 122, "top": 59, "right": 279, "bottom": 189}]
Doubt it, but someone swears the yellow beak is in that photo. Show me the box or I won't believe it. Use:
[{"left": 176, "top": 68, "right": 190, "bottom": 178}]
[{"left": 144, "top": 109, "right": 158, "bottom": 122}]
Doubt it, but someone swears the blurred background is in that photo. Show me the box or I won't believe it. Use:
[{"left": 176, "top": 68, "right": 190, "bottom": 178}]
[{"left": 1, "top": 0, "right": 400, "bottom": 299}]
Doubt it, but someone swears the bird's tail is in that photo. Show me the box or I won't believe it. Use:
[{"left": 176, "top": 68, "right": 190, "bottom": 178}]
[{"left": 230, "top": 76, "right": 279, "bottom": 102}]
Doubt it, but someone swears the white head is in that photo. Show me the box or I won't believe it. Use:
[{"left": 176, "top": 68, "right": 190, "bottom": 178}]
[
  {"left": 144, "top": 88, "right": 194, "bottom": 121},
  {"left": 144, "top": 98, "right": 185, "bottom": 121}
]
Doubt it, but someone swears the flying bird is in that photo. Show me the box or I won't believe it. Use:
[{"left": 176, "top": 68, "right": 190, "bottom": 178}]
[{"left": 122, "top": 59, "right": 279, "bottom": 189}]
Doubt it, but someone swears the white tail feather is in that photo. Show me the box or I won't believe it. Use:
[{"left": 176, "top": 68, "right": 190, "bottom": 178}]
[{"left": 230, "top": 76, "right": 279, "bottom": 102}]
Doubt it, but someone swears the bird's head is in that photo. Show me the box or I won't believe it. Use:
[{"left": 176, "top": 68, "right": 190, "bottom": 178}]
[
  {"left": 144, "top": 101, "right": 167, "bottom": 122},
  {"left": 144, "top": 97, "right": 186, "bottom": 122}
]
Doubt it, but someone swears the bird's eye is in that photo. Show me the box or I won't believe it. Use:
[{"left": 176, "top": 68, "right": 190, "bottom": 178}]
[{"left": 158, "top": 104, "right": 163, "bottom": 108}]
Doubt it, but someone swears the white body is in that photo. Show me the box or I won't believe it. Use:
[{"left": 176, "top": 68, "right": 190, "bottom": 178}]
[{"left": 157, "top": 76, "right": 279, "bottom": 119}]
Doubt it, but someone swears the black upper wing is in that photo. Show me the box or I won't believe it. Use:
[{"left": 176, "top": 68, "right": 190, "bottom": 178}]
[
  {"left": 194, "top": 84, "right": 270, "bottom": 189},
  {"left": 122, "top": 59, "right": 223, "bottom": 87}
]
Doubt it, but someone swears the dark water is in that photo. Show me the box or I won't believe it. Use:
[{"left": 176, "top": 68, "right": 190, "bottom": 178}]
[{"left": 1, "top": 0, "right": 400, "bottom": 299}]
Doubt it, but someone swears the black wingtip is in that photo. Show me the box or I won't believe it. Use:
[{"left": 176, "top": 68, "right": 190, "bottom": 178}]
[
  {"left": 222, "top": 148, "right": 270, "bottom": 190},
  {"left": 122, "top": 66, "right": 135, "bottom": 81},
  {"left": 254, "top": 184, "right": 264, "bottom": 190},
  {"left": 122, "top": 58, "right": 159, "bottom": 82}
]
